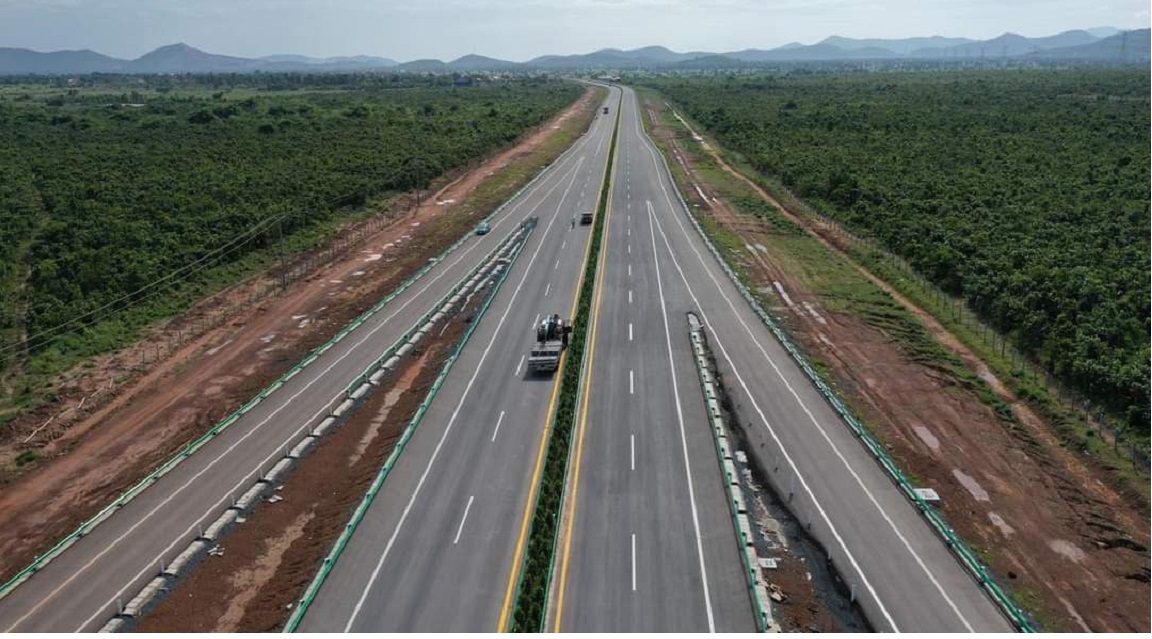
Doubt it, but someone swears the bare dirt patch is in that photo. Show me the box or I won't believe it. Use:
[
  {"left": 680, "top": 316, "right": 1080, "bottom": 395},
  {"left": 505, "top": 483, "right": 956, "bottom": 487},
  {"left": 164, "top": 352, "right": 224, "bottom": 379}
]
[
  {"left": 645, "top": 96, "right": 1150, "bottom": 632},
  {"left": 0, "top": 86, "right": 599, "bottom": 587}
]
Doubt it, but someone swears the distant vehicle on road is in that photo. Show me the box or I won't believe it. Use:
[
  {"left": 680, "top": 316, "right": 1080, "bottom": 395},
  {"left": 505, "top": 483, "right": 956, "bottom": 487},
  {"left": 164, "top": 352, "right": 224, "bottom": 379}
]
[
  {"left": 602, "top": 106, "right": 609, "bottom": 114},
  {"left": 527, "top": 314, "right": 571, "bottom": 373},
  {"left": 475, "top": 221, "right": 491, "bottom": 235},
  {"left": 579, "top": 210, "right": 594, "bottom": 225}
]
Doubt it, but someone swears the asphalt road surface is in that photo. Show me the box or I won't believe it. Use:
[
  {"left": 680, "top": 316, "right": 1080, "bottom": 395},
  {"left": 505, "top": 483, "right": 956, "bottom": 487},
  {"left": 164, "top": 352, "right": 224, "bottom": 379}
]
[
  {"left": 296, "top": 86, "right": 621, "bottom": 633},
  {"left": 0, "top": 88, "right": 619, "bottom": 633},
  {"left": 551, "top": 88, "right": 757, "bottom": 632},
  {"left": 557, "top": 86, "right": 1011, "bottom": 633}
]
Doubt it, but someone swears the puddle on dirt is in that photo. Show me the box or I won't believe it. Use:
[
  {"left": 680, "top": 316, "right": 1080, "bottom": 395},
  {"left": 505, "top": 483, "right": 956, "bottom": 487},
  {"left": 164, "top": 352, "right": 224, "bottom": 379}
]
[
  {"left": 952, "top": 468, "right": 990, "bottom": 501},
  {"left": 913, "top": 426, "right": 941, "bottom": 452},
  {"left": 1048, "top": 539, "right": 1086, "bottom": 563}
]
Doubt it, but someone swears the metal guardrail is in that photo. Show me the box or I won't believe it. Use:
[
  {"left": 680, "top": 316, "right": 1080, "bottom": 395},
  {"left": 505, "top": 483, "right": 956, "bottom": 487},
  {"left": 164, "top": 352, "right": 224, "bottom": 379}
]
[
  {"left": 282, "top": 222, "right": 534, "bottom": 632},
  {"left": 0, "top": 123, "right": 585, "bottom": 607},
  {"left": 687, "top": 314, "right": 775, "bottom": 632},
  {"left": 643, "top": 125, "right": 1036, "bottom": 632}
]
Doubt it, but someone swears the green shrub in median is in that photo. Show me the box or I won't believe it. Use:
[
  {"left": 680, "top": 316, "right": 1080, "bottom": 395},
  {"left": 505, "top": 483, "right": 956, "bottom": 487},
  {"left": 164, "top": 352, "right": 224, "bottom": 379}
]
[{"left": 511, "top": 98, "right": 618, "bottom": 632}]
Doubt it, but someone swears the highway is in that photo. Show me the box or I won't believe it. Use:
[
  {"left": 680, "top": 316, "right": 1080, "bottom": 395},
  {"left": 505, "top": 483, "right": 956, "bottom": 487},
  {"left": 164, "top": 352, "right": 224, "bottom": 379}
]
[
  {"left": 551, "top": 87, "right": 756, "bottom": 632},
  {"left": 295, "top": 86, "right": 621, "bottom": 632},
  {"left": 0, "top": 88, "right": 618, "bottom": 633},
  {"left": 556, "top": 85, "right": 1011, "bottom": 632}
]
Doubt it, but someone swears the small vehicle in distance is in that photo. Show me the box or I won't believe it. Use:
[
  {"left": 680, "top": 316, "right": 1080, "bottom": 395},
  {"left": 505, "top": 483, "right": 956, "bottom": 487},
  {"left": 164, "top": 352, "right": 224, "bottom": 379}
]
[
  {"left": 602, "top": 106, "right": 609, "bottom": 114},
  {"left": 579, "top": 210, "right": 594, "bottom": 225},
  {"left": 475, "top": 221, "right": 491, "bottom": 235}
]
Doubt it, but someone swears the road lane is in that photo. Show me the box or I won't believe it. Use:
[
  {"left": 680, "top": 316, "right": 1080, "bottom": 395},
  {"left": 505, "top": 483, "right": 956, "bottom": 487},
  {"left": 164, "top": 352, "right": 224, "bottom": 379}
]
[
  {"left": 553, "top": 86, "right": 756, "bottom": 633},
  {"left": 623, "top": 84, "right": 1013, "bottom": 632},
  {"left": 296, "top": 86, "right": 621, "bottom": 633}
]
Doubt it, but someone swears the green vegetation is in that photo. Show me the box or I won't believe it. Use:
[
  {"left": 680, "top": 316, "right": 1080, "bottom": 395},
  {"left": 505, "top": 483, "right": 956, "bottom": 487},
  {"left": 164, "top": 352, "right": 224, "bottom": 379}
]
[
  {"left": 0, "top": 74, "right": 580, "bottom": 412},
  {"left": 643, "top": 70, "right": 1150, "bottom": 447},
  {"left": 512, "top": 97, "right": 618, "bottom": 632}
]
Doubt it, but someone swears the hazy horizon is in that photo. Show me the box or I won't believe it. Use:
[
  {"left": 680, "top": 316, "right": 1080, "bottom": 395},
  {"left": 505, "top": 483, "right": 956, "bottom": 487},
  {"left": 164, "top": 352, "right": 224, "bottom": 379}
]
[{"left": 1, "top": 0, "right": 1149, "bottom": 62}]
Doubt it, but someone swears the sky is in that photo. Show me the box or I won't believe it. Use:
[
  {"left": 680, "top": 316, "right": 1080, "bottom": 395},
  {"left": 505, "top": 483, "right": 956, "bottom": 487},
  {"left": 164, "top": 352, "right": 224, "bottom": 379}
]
[{"left": 1, "top": 0, "right": 1148, "bottom": 61}]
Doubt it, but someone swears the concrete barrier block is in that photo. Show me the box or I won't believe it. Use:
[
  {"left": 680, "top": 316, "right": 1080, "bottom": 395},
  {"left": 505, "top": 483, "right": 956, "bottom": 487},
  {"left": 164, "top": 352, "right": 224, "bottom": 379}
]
[
  {"left": 98, "top": 617, "right": 126, "bottom": 633},
  {"left": 732, "top": 490, "right": 748, "bottom": 515},
  {"left": 164, "top": 540, "right": 208, "bottom": 577},
  {"left": 723, "top": 459, "right": 739, "bottom": 485},
  {"left": 737, "top": 516, "right": 754, "bottom": 547},
  {"left": 396, "top": 343, "right": 414, "bottom": 359},
  {"left": 349, "top": 383, "right": 370, "bottom": 401},
  {"left": 718, "top": 438, "right": 732, "bottom": 460},
  {"left": 288, "top": 436, "right": 317, "bottom": 460},
  {"left": 382, "top": 356, "right": 402, "bottom": 371},
  {"left": 369, "top": 369, "right": 389, "bottom": 385},
  {"left": 234, "top": 483, "right": 267, "bottom": 511},
  {"left": 262, "top": 458, "right": 294, "bottom": 486},
  {"left": 331, "top": 398, "right": 355, "bottom": 418},
  {"left": 201, "top": 509, "right": 238, "bottom": 542},
  {"left": 312, "top": 416, "right": 338, "bottom": 437},
  {"left": 122, "top": 576, "right": 168, "bottom": 617}
]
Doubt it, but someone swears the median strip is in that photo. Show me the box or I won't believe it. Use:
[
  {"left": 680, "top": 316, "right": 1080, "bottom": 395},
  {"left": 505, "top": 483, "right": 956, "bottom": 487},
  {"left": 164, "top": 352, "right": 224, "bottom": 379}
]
[{"left": 507, "top": 91, "right": 621, "bottom": 632}]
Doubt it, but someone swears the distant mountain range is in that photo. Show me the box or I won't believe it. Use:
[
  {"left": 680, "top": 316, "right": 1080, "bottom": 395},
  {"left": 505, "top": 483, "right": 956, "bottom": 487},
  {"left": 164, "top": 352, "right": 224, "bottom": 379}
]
[{"left": 0, "top": 28, "right": 1146, "bottom": 75}]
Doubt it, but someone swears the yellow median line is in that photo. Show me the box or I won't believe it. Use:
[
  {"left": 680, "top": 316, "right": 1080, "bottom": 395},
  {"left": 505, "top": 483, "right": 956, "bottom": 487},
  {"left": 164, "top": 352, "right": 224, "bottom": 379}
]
[
  {"left": 551, "top": 94, "right": 621, "bottom": 634},
  {"left": 496, "top": 90, "right": 619, "bottom": 632}
]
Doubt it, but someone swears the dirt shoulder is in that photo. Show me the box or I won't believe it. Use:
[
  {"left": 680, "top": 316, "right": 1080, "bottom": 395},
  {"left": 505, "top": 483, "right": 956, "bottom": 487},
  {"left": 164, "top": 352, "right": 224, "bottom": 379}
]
[
  {"left": 641, "top": 92, "right": 1150, "bottom": 632},
  {"left": 0, "top": 85, "right": 602, "bottom": 587},
  {"left": 136, "top": 292, "right": 473, "bottom": 632}
]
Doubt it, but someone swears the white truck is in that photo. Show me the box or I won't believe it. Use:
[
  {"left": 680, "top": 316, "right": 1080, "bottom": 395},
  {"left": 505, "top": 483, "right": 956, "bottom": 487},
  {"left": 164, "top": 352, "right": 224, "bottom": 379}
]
[{"left": 527, "top": 314, "right": 571, "bottom": 374}]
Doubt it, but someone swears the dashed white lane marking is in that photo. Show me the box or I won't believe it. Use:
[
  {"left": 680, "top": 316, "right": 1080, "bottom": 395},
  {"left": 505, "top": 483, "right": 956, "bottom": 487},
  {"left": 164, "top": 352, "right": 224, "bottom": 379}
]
[
  {"left": 631, "top": 533, "right": 638, "bottom": 591},
  {"left": 629, "top": 322, "right": 633, "bottom": 341},
  {"left": 629, "top": 370, "right": 634, "bottom": 395},
  {"left": 452, "top": 495, "right": 475, "bottom": 545},
  {"left": 491, "top": 410, "right": 506, "bottom": 443}
]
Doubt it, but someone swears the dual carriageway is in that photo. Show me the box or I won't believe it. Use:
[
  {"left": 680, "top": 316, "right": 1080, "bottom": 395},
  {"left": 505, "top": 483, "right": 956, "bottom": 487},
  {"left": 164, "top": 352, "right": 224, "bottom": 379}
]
[{"left": 0, "top": 84, "right": 1015, "bottom": 633}]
